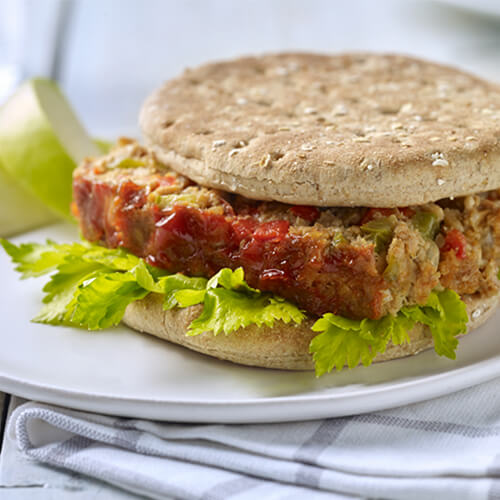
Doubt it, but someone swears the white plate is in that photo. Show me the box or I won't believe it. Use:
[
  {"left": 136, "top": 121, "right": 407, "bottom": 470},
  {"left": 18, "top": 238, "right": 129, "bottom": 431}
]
[{"left": 1, "top": 223, "right": 500, "bottom": 423}]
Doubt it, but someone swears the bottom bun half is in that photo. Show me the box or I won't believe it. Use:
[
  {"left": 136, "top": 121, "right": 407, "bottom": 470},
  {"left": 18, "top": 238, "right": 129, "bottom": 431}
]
[{"left": 122, "top": 293, "right": 499, "bottom": 370}]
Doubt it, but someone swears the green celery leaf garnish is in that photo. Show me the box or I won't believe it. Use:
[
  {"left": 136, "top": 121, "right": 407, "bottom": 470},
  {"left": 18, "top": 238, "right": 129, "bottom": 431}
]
[
  {"left": 33, "top": 260, "right": 102, "bottom": 324},
  {"left": 206, "top": 267, "right": 258, "bottom": 294},
  {"left": 310, "top": 313, "right": 412, "bottom": 376},
  {"left": 0, "top": 239, "right": 88, "bottom": 278},
  {"left": 310, "top": 290, "right": 468, "bottom": 376},
  {"left": 401, "top": 289, "right": 467, "bottom": 359},
  {"left": 161, "top": 274, "right": 208, "bottom": 309},
  {"left": 188, "top": 288, "right": 305, "bottom": 336},
  {"left": 172, "top": 267, "right": 305, "bottom": 336},
  {"left": 67, "top": 272, "right": 150, "bottom": 329}
]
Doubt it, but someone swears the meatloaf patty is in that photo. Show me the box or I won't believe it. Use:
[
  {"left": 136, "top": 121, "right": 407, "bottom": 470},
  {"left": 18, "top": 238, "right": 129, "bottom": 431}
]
[{"left": 72, "top": 138, "right": 500, "bottom": 320}]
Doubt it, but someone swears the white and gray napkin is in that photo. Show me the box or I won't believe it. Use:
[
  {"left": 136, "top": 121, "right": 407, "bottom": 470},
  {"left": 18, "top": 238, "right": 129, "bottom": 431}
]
[{"left": 8, "top": 377, "right": 500, "bottom": 500}]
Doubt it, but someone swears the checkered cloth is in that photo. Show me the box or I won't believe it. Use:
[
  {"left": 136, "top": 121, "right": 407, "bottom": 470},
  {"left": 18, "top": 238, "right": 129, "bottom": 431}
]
[{"left": 8, "top": 377, "right": 500, "bottom": 500}]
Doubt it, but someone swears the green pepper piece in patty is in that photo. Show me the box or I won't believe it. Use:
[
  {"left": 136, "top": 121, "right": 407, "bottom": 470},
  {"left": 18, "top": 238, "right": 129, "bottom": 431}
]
[
  {"left": 361, "top": 216, "right": 395, "bottom": 252},
  {"left": 411, "top": 211, "right": 440, "bottom": 240}
]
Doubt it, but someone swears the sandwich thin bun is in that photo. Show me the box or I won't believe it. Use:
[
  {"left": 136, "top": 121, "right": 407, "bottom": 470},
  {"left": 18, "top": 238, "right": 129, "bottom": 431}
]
[
  {"left": 140, "top": 53, "right": 500, "bottom": 208},
  {"left": 122, "top": 293, "right": 499, "bottom": 370}
]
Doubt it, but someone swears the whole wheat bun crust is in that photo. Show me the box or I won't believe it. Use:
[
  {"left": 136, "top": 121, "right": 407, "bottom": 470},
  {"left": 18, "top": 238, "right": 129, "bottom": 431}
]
[
  {"left": 140, "top": 53, "right": 500, "bottom": 207},
  {"left": 122, "top": 293, "right": 499, "bottom": 370}
]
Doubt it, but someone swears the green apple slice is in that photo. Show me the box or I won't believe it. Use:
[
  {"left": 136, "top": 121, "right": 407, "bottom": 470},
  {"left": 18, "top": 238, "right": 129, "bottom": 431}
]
[
  {"left": 0, "top": 78, "right": 100, "bottom": 220},
  {"left": 0, "top": 156, "right": 57, "bottom": 236}
]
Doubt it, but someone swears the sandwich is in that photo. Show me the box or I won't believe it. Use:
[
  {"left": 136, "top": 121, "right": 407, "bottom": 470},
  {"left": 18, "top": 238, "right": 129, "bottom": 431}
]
[{"left": 4, "top": 53, "right": 500, "bottom": 376}]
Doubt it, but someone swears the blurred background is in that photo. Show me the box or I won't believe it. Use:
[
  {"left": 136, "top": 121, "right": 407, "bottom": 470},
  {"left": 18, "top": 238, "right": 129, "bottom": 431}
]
[{"left": 2, "top": 0, "right": 500, "bottom": 138}]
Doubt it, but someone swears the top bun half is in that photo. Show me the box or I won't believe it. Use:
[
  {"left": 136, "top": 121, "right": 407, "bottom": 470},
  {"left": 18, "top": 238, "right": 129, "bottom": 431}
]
[{"left": 140, "top": 53, "right": 500, "bottom": 207}]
